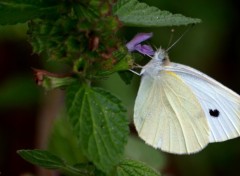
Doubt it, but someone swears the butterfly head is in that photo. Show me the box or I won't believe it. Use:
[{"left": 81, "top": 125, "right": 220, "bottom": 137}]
[
  {"left": 153, "top": 48, "right": 170, "bottom": 65},
  {"left": 141, "top": 48, "right": 170, "bottom": 75}
]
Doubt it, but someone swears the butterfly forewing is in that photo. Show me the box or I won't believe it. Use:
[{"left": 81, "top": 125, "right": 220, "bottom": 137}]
[
  {"left": 165, "top": 63, "right": 240, "bottom": 142},
  {"left": 134, "top": 70, "right": 210, "bottom": 154}
]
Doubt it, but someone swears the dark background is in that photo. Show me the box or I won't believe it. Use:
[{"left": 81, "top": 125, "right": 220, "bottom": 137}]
[{"left": 0, "top": 0, "right": 240, "bottom": 175}]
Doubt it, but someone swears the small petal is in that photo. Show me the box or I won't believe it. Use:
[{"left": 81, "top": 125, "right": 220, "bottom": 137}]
[
  {"left": 126, "top": 33, "right": 153, "bottom": 52},
  {"left": 32, "top": 68, "right": 75, "bottom": 90},
  {"left": 135, "top": 44, "right": 155, "bottom": 56}
]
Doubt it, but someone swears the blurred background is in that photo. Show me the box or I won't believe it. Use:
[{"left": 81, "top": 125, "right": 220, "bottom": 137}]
[{"left": 0, "top": 0, "right": 240, "bottom": 175}]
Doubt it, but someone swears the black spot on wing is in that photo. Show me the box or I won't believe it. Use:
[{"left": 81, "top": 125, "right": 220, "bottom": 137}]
[{"left": 209, "top": 109, "right": 220, "bottom": 117}]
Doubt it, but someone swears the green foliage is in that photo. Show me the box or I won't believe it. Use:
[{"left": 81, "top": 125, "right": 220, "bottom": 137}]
[
  {"left": 114, "top": 159, "right": 161, "bottom": 176},
  {"left": 2, "top": 0, "right": 202, "bottom": 175},
  {"left": 118, "top": 71, "right": 134, "bottom": 85},
  {"left": 17, "top": 150, "right": 100, "bottom": 176},
  {"left": 48, "top": 117, "right": 88, "bottom": 165},
  {"left": 17, "top": 150, "right": 65, "bottom": 169},
  {"left": 97, "top": 47, "right": 133, "bottom": 76},
  {"left": 0, "top": 1, "right": 58, "bottom": 25},
  {"left": 113, "top": 0, "right": 201, "bottom": 26},
  {"left": 24, "top": 0, "right": 130, "bottom": 84},
  {"left": 66, "top": 84, "right": 129, "bottom": 172},
  {"left": 17, "top": 150, "right": 161, "bottom": 176}
]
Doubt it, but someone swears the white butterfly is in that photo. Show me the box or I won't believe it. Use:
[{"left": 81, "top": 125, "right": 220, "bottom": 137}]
[{"left": 133, "top": 48, "right": 240, "bottom": 154}]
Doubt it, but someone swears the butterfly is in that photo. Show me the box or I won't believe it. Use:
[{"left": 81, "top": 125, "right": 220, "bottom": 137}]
[{"left": 133, "top": 48, "right": 240, "bottom": 154}]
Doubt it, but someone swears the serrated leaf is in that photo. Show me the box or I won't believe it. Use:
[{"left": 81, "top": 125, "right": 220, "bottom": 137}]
[
  {"left": 0, "top": 1, "right": 58, "bottom": 25},
  {"left": 115, "top": 159, "right": 161, "bottom": 176},
  {"left": 66, "top": 84, "right": 129, "bottom": 172},
  {"left": 113, "top": 0, "right": 201, "bottom": 27},
  {"left": 17, "top": 150, "right": 65, "bottom": 169},
  {"left": 48, "top": 117, "right": 88, "bottom": 165},
  {"left": 17, "top": 149, "right": 100, "bottom": 176}
]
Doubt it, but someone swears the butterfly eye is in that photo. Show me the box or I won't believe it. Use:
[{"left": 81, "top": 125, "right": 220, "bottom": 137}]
[
  {"left": 162, "top": 57, "right": 167, "bottom": 62},
  {"left": 157, "top": 54, "right": 166, "bottom": 61},
  {"left": 209, "top": 109, "right": 220, "bottom": 117}
]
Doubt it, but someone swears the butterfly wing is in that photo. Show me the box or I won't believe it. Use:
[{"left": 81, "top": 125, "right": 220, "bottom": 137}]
[
  {"left": 134, "top": 70, "right": 209, "bottom": 154},
  {"left": 164, "top": 63, "right": 240, "bottom": 142}
]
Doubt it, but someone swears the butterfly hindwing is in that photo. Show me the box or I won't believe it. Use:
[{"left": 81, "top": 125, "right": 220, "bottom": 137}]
[{"left": 134, "top": 70, "right": 210, "bottom": 154}]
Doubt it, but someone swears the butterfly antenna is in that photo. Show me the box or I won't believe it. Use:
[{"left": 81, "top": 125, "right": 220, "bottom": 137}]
[
  {"left": 166, "top": 24, "right": 194, "bottom": 52},
  {"left": 166, "top": 29, "right": 175, "bottom": 49},
  {"left": 151, "top": 43, "right": 158, "bottom": 50}
]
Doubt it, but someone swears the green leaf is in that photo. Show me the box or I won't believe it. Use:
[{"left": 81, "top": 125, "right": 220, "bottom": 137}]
[
  {"left": 113, "top": 0, "right": 201, "bottom": 27},
  {"left": 112, "top": 50, "right": 133, "bottom": 71},
  {"left": 118, "top": 71, "right": 134, "bottom": 85},
  {"left": 0, "top": 1, "right": 58, "bottom": 25},
  {"left": 114, "top": 159, "right": 161, "bottom": 176},
  {"left": 48, "top": 117, "right": 88, "bottom": 165},
  {"left": 17, "top": 149, "right": 100, "bottom": 176},
  {"left": 17, "top": 150, "right": 65, "bottom": 169},
  {"left": 66, "top": 84, "right": 129, "bottom": 173}
]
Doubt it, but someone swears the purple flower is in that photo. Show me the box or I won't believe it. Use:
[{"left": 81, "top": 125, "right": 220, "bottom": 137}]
[{"left": 126, "top": 33, "right": 154, "bottom": 56}]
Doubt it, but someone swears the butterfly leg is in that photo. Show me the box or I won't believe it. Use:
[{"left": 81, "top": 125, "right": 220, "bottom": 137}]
[
  {"left": 129, "top": 69, "right": 141, "bottom": 76},
  {"left": 129, "top": 63, "right": 143, "bottom": 76}
]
